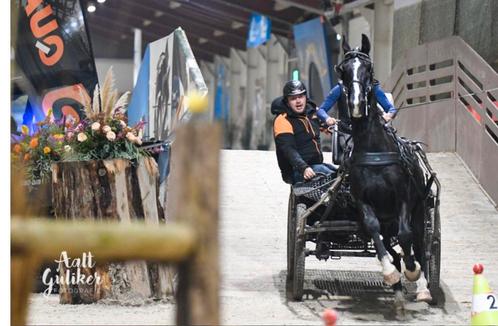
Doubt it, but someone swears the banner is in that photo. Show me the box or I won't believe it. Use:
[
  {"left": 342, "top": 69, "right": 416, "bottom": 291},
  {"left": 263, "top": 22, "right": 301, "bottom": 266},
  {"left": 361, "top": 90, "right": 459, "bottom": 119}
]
[
  {"left": 13, "top": 0, "right": 99, "bottom": 132},
  {"left": 293, "top": 18, "right": 334, "bottom": 104},
  {"left": 128, "top": 28, "right": 208, "bottom": 142}
]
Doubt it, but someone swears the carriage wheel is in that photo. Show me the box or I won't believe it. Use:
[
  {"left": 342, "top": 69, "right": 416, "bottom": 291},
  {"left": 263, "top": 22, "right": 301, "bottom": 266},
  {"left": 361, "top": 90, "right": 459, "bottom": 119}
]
[
  {"left": 286, "top": 190, "right": 296, "bottom": 295},
  {"left": 290, "top": 203, "right": 307, "bottom": 301},
  {"left": 425, "top": 201, "right": 441, "bottom": 303}
]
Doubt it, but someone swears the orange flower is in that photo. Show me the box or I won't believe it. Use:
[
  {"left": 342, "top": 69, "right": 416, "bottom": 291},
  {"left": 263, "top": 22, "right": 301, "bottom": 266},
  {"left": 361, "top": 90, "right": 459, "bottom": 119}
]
[
  {"left": 23, "top": 153, "right": 30, "bottom": 161},
  {"left": 13, "top": 144, "right": 22, "bottom": 154},
  {"left": 43, "top": 146, "right": 51, "bottom": 154},
  {"left": 29, "top": 137, "right": 39, "bottom": 149}
]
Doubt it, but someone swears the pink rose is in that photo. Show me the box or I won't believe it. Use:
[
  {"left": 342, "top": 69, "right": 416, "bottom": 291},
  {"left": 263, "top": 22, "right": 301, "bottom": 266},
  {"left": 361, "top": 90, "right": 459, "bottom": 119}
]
[
  {"left": 106, "top": 131, "right": 116, "bottom": 141},
  {"left": 91, "top": 122, "right": 101, "bottom": 131}
]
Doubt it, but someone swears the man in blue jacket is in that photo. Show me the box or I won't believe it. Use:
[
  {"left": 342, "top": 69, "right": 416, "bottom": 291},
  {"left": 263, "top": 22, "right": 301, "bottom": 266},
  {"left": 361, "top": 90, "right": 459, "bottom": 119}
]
[
  {"left": 317, "top": 80, "right": 397, "bottom": 126},
  {"left": 316, "top": 48, "right": 397, "bottom": 126}
]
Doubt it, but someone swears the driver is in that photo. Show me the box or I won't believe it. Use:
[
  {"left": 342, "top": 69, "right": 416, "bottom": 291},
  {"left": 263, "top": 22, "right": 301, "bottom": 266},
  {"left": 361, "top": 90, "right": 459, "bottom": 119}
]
[{"left": 272, "top": 80, "right": 335, "bottom": 184}]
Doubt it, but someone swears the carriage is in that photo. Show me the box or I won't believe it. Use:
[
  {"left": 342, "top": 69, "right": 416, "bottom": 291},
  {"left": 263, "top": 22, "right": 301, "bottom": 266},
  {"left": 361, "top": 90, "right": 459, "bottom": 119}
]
[{"left": 285, "top": 128, "right": 442, "bottom": 303}]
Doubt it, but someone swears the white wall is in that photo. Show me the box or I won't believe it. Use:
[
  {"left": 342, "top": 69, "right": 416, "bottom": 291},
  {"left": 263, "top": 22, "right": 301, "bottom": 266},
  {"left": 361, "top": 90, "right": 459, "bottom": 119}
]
[
  {"left": 348, "top": 15, "right": 372, "bottom": 50},
  {"left": 95, "top": 58, "right": 134, "bottom": 94},
  {"left": 395, "top": 0, "right": 422, "bottom": 10}
]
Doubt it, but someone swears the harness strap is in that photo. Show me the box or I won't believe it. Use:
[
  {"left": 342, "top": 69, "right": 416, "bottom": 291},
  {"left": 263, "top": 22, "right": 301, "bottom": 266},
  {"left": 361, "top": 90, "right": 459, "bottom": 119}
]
[{"left": 351, "top": 152, "right": 401, "bottom": 166}]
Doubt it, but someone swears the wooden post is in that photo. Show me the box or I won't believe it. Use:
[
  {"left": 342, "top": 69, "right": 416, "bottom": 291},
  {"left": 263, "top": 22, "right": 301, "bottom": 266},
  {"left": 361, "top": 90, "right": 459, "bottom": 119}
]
[
  {"left": 11, "top": 255, "right": 39, "bottom": 326},
  {"left": 168, "top": 121, "right": 221, "bottom": 326}
]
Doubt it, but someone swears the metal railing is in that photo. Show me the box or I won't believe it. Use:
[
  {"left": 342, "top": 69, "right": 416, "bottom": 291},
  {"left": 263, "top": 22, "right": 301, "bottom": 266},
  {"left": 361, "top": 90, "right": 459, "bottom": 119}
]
[{"left": 384, "top": 36, "right": 498, "bottom": 205}]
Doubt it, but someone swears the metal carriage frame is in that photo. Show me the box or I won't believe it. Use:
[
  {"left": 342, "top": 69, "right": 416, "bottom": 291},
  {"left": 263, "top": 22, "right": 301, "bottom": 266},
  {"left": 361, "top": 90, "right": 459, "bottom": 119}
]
[{"left": 285, "top": 142, "right": 441, "bottom": 302}]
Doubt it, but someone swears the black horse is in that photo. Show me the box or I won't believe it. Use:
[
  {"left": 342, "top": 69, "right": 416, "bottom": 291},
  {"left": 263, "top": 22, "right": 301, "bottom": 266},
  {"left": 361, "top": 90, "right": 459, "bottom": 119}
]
[{"left": 336, "top": 35, "right": 432, "bottom": 303}]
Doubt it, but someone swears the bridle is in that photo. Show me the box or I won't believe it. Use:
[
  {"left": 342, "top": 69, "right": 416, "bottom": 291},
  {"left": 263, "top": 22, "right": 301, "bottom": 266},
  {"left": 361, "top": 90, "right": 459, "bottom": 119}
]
[{"left": 335, "top": 50, "right": 374, "bottom": 97}]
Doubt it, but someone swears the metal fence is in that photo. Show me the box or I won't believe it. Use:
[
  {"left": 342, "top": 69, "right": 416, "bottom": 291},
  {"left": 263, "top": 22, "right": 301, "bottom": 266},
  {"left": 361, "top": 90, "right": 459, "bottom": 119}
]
[{"left": 384, "top": 36, "right": 498, "bottom": 205}]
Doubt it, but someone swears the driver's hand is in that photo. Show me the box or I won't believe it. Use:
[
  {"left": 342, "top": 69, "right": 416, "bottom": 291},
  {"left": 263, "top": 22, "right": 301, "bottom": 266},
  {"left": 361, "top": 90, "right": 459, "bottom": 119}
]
[
  {"left": 303, "top": 167, "right": 316, "bottom": 180},
  {"left": 326, "top": 117, "right": 337, "bottom": 126},
  {"left": 383, "top": 113, "right": 394, "bottom": 122}
]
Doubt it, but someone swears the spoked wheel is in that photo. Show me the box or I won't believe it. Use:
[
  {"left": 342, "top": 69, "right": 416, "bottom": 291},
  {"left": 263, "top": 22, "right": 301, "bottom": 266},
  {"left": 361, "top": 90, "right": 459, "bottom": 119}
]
[
  {"left": 289, "top": 203, "right": 306, "bottom": 301},
  {"left": 425, "top": 197, "right": 441, "bottom": 303},
  {"left": 286, "top": 190, "right": 296, "bottom": 292}
]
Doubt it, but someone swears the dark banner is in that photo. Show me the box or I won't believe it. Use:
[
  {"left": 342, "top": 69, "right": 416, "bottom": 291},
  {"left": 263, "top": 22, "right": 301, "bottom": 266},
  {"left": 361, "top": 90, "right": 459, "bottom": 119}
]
[{"left": 14, "top": 0, "right": 98, "bottom": 131}]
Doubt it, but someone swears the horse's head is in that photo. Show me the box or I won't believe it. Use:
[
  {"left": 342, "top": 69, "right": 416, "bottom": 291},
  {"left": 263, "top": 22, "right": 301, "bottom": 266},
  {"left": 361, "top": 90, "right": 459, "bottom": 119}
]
[{"left": 335, "top": 34, "right": 374, "bottom": 119}]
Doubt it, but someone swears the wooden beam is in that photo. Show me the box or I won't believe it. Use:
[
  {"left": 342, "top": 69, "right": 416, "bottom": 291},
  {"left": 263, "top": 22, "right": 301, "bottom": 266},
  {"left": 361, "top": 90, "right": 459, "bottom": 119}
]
[
  {"left": 12, "top": 218, "right": 198, "bottom": 261},
  {"left": 274, "top": 0, "right": 324, "bottom": 14},
  {"left": 121, "top": 0, "right": 249, "bottom": 41},
  {"left": 87, "top": 13, "right": 229, "bottom": 58},
  {"left": 100, "top": 1, "right": 246, "bottom": 50},
  {"left": 172, "top": 0, "right": 292, "bottom": 36},
  {"left": 210, "top": 0, "right": 296, "bottom": 26},
  {"left": 174, "top": 0, "right": 291, "bottom": 36}
]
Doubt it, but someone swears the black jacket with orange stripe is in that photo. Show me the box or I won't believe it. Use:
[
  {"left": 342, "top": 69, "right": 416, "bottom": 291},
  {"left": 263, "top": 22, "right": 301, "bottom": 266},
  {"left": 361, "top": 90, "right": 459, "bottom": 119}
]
[{"left": 271, "top": 96, "right": 323, "bottom": 184}]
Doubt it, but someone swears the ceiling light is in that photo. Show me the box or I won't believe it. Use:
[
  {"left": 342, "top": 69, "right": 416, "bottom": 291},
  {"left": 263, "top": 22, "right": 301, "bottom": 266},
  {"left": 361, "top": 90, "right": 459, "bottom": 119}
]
[
  {"left": 213, "top": 30, "right": 225, "bottom": 37},
  {"left": 87, "top": 2, "right": 96, "bottom": 12},
  {"left": 274, "top": 0, "right": 291, "bottom": 11},
  {"left": 336, "top": 34, "right": 342, "bottom": 41},
  {"left": 231, "top": 21, "right": 243, "bottom": 29},
  {"left": 169, "top": 1, "right": 181, "bottom": 9},
  {"left": 198, "top": 38, "right": 208, "bottom": 44},
  {"left": 97, "top": 0, "right": 106, "bottom": 3},
  {"left": 143, "top": 19, "right": 152, "bottom": 26}
]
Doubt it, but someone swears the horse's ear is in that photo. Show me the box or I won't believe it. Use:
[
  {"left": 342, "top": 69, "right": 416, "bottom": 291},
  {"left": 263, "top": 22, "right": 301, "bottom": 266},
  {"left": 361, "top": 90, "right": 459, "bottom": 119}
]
[
  {"left": 361, "top": 34, "right": 371, "bottom": 55},
  {"left": 342, "top": 36, "right": 351, "bottom": 54}
]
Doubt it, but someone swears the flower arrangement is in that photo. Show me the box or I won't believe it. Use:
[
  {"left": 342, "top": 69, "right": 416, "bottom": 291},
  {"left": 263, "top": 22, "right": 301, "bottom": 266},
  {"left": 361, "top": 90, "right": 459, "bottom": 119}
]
[{"left": 11, "top": 68, "right": 148, "bottom": 183}]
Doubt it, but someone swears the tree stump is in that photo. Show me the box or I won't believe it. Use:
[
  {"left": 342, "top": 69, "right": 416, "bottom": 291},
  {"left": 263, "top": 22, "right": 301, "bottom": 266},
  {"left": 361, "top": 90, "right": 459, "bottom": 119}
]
[{"left": 51, "top": 157, "right": 171, "bottom": 304}]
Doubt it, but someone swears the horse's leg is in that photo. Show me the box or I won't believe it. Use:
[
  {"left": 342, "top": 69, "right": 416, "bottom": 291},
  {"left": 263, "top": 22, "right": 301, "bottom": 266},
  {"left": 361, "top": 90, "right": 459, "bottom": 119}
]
[
  {"left": 358, "top": 202, "right": 400, "bottom": 285},
  {"left": 398, "top": 202, "right": 421, "bottom": 282},
  {"left": 384, "top": 237, "right": 405, "bottom": 310},
  {"left": 411, "top": 201, "right": 433, "bottom": 302}
]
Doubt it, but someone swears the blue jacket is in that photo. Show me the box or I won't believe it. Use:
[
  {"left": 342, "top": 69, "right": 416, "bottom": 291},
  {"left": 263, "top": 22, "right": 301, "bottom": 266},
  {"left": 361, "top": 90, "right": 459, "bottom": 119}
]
[{"left": 317, "top": 84, "right": 397, "bottom": 122}]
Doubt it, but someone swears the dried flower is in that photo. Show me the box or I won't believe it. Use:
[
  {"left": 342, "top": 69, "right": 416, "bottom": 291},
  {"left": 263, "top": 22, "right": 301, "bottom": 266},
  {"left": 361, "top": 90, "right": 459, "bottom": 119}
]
[
  {"left": 23, "top": 153, "right": 30, "bottom": 161},
  {"left": 66, "top": 131, "right": 74, "bottom": 140},
  {"left": 64, "top": 145, "right": 72, "bottom": 152},
  {"left": 126, "top": 132, "right": 136, "bottom": 142},
  {"left": 106, "top": 131, "right": 116, "bottom": 141},
  {"left": 77, "top": 133, "right": 88, "bottom": 142},
  {"left": 102, "top": 125, "right": 112, "bottom": 133},
  {"left": 43, "top": 146, "right": 51, "bottom": 154},
  {"left": 91, "top": 122, "right": 101, "bottom": 131},
  {"left": 119, "top": 120, "right": 127, "bottom": 128},
  {"left": 29, "top": 138, "right": 39, "bottom": 149}
]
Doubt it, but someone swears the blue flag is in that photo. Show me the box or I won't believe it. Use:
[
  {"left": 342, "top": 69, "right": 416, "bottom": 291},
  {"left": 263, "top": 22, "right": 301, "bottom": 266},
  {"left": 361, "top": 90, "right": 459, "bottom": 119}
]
[{"left": 247, "top": 13, "right": 271, "bottom": 48}]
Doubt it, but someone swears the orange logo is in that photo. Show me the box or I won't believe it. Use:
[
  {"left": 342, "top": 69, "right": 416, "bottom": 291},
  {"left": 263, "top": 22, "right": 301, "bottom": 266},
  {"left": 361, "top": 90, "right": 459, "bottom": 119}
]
[{"left": 24, "top": 0, "right": 64, "bottom": 66}]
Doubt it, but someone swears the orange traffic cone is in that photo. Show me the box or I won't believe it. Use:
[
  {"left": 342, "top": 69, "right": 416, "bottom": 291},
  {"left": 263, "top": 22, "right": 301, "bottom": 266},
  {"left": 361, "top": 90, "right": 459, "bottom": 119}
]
[
  {"left": 322, "top": 308, "right": 338, "bottom": 326},
  {"left": 471, "top": 263, "right": 498, "bottom": 325}
]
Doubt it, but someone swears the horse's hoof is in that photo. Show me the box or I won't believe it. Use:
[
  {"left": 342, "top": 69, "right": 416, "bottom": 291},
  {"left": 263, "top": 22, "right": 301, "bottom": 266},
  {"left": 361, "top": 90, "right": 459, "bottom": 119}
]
[
  {"left": 416, "top": 289, "right": 433, "bottom": 303},
  {"left": 404, "top": 261, "right": 421, "bottom": 282},
  {"left": 384, "top": 270, "right": 401, "bottom": 285},
  {"left": 394, "top": 290, "right": 405, "bottom": 309}
]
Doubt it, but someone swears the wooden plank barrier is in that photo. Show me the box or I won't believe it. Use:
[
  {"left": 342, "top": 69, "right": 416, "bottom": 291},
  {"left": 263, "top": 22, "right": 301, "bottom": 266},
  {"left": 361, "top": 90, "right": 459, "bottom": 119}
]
[{"left": 11, "top": 120, "right": 221, "bottom": 326}]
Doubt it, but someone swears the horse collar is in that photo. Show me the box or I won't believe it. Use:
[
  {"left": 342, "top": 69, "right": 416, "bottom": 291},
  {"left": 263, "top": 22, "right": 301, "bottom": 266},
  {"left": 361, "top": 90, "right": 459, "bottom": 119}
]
[{"left": 351, "top": 152, "right": 401, "bottom": 167}]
